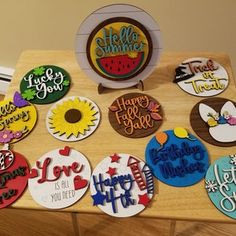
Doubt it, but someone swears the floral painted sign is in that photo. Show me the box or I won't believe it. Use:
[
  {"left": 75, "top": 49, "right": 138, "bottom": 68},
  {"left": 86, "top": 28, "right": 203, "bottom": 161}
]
[
  {"left": 0, "top": 92, "right": 37, "bottom": 144},
  {"left": 46, "top": 96, "right": 100, "bottom": 142}
]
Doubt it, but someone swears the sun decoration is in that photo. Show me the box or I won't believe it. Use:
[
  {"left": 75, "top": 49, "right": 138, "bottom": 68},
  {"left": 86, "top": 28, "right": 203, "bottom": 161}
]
[{"left": 46, "top": 96, "right": 100, "bottom": 141}]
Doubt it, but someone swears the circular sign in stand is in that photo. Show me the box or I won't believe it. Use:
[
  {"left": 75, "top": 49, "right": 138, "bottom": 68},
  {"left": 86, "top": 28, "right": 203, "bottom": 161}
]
[{"left": 76, "top": 4, "right": 162, "bottom": 89}]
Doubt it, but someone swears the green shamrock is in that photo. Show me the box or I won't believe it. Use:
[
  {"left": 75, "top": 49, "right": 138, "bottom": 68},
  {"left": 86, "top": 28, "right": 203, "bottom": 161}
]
[
  {"left": 33, "top": 67, "right": 45, "bottom": 76},
  {"left": 22, "top": 89, "right": 36, "bottom": 100},
  {"left": 63, "top": 80, "right": 70, "bottom": 86}
]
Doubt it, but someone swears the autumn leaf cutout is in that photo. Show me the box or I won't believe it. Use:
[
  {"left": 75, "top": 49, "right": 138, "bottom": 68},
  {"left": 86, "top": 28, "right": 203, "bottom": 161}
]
[
  {"left": 148, "top": 101, "right": 162, "bottom": 121},
  {"left": 109, "top": 105, "right": 118, "bottom": 112}
]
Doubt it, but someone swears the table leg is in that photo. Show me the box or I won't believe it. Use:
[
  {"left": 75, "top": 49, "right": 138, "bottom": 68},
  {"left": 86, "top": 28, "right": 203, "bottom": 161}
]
[
  {"left": 71, "top": 213, "right": 81, "bottom": 236},
  {"left": 169, "top": 220, "right": 176, "bottom": 236}
]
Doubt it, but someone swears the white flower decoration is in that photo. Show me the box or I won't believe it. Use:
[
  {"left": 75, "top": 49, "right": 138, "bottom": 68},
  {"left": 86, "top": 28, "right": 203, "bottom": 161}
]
[
  {"left": 205, "top": 180, "right": 218, "bottom": 192},
  {"left": 230, "top": 154, "right": 236, "bottom": 165}
]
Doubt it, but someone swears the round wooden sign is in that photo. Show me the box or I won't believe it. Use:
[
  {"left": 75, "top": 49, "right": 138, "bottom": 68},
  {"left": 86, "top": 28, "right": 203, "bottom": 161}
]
[
  {"left": 46, "top": 96, "right": 100, "bottom": 142},
  {"left": 0, "top": 92, "right": 37, "bottom": 144},
  {"left": 205, "top": 155, "right": 236, "bottom": 219},
  {"left": 28, "top": 147, "right": 91, "bottom": 209},
  {"left": 145, "top": 128, "right": 209, "bottom": 187},
  {"left": 190, "top": 97, "right": 236, "bottom": 146},
  {"left": 90, "top": 153, "right": 154, "bottom": 217},
  {"left": 108, "top": 93, "right": 163, "bottom": 138},
  {"left": 174, "top": 58, "right": 229, "bottom": 97},
  {"left": 20, "top": 65, "right": 70, "bottom": 104},
  {"left": 75, "top": 4, "right": 162, "bottom": 89},
  {"left": 0, "top": 150, "right": 29, "bottom": 208}
]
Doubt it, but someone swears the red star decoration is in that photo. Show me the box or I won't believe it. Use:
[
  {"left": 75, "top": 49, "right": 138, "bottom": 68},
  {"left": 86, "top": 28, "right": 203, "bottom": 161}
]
[
  {"left": 138, "top": 193, "right": 151, "bottom": 207},
  {"left": 106, "top": 167, "right": 117, "bottom": 177},
  {"left": 110, "top": 153, "right": 121, "bottom": 163}
]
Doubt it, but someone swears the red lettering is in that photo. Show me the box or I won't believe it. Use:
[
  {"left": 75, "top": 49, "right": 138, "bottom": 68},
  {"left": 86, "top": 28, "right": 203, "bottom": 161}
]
[
  {"left": 183, "top": 59, "right": 218, "bottom": 75},
  {"left": 71, "top": 162, "right": 84, "bottom": 173},
  {"left": 37, "top": 158, "right": 59, "bottom": 183},
  {"left": 53, "top": 166, "right": 62, "bottom": 179},
  {"left": 36, "top": 158, "right": 83, "bottom": 183}
]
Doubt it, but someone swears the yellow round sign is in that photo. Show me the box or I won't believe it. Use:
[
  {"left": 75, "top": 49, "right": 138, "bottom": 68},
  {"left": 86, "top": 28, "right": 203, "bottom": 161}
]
[
  {"left": 87, "top": 17, "right": 152, "bottom": 81},
  {"left": 0, "top": 92, "right": 37, "bottom": 144}
]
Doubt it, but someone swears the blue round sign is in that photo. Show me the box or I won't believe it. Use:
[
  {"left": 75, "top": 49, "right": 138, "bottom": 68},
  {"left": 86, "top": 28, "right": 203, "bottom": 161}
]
[
  {"left": 145, "top": 128, "right": 209, "bottom": 187},
  {"left": 205, "top": 155, "right": 236, "bottom": 219}
]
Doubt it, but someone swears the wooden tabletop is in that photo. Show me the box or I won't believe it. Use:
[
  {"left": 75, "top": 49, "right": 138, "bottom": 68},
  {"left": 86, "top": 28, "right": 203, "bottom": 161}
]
[{"left": 6, "top": 50, "right": 236, "bottom": 222}]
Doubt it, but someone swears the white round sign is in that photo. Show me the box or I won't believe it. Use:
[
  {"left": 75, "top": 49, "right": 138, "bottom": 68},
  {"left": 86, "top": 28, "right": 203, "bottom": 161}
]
[
  {"left": 75, "top": 4, "right": 162, "bottom": 89},
  {"left": 90, "top": 153, "right": 154, "bottom": 217},
  {"left": 28, "top": 147, "right": 91, "bottom": 209},
  {"left": 46, "top": 96, "right": 100, "bottom": 142},
  {"left": 174, "top": 57, "right": 229, "bottom": 97}
]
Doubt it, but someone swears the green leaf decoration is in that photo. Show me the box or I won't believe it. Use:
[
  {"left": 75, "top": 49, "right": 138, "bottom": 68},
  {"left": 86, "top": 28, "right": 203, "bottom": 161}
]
[
  {"left": 33, "top": 67, "right": 45, "bottom": 76},
  {"left": 63, "top": 80, "right": 70, "bottom": 86},
  {"left": 22, "top": 89, "right": 36, "bottom": 100}
]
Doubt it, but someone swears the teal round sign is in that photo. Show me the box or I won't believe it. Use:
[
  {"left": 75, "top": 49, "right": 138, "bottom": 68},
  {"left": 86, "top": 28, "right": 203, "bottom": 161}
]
[
  {"left": 20, "top": 65, "right": 70, "bottom": 104},
  {"left": 205, "top": 155, "right": 236, "bottom": 219}
]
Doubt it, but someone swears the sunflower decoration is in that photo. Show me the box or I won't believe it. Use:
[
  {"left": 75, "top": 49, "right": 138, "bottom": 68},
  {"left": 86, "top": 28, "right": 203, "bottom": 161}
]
[{"left": 46, "top": 97, "right": 100, "bottom": 141}]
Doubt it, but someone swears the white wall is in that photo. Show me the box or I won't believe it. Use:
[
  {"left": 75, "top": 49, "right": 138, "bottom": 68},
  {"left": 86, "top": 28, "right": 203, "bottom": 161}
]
[{"left": 0, "top": 0, "right": 235, "bottom": 76}]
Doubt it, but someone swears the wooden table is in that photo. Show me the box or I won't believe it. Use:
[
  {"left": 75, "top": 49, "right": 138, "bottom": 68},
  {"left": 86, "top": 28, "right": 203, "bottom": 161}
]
[{"left": 6, "top": 51, "right": 236, "bottom": 229}]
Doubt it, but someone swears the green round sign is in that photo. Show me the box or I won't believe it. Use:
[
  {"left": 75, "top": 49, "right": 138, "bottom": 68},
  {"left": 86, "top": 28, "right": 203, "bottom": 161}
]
[{"left": 20, "top": 65, "right": 71, "bottom": 104}]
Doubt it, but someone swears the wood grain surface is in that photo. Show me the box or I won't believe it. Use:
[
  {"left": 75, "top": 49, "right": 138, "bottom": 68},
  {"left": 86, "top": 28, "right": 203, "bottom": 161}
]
[
  {"left": 4, "top": 50, "right": 236, "bottom": 223},
  {"left": 0, "top": 208, "right": 235, "bottom": 236}
]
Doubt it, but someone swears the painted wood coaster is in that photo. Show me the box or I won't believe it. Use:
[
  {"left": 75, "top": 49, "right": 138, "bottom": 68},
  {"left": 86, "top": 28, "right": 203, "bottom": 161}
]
[
  {"left": 145, "top": 128, "right": 209, "bottom": 187},
  {"left": 28, "top": 147, "right": 91, "bottom": 209},
  {"left": 0, "top": 92, "right": 37, "bottom": 144},
  {"left": 108, "top": 93, "right": 163, "bottom": 138},
  {"left": 205, "top": 154, "right": 236, "bottom": 219},
  {"left": 0, "top": 145, "right": 29, "bottom": 208},
  {"left": 190, "top": 97, "right": 236, "bottom": 146},
  {"left": 75, "top": 4, "right": 162, "bottom": 89},
  {"left": 46, "top": 96, "right": 100, "bottom": 142},
  {"left": 20, "top": 65, "right": 70, "bottom": 104},
  {"left": 174, "top": 57, "right": 229, "bottom": 97},
  {"left": 90, "top": 153, "right": 154, "bottom": 217}
]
